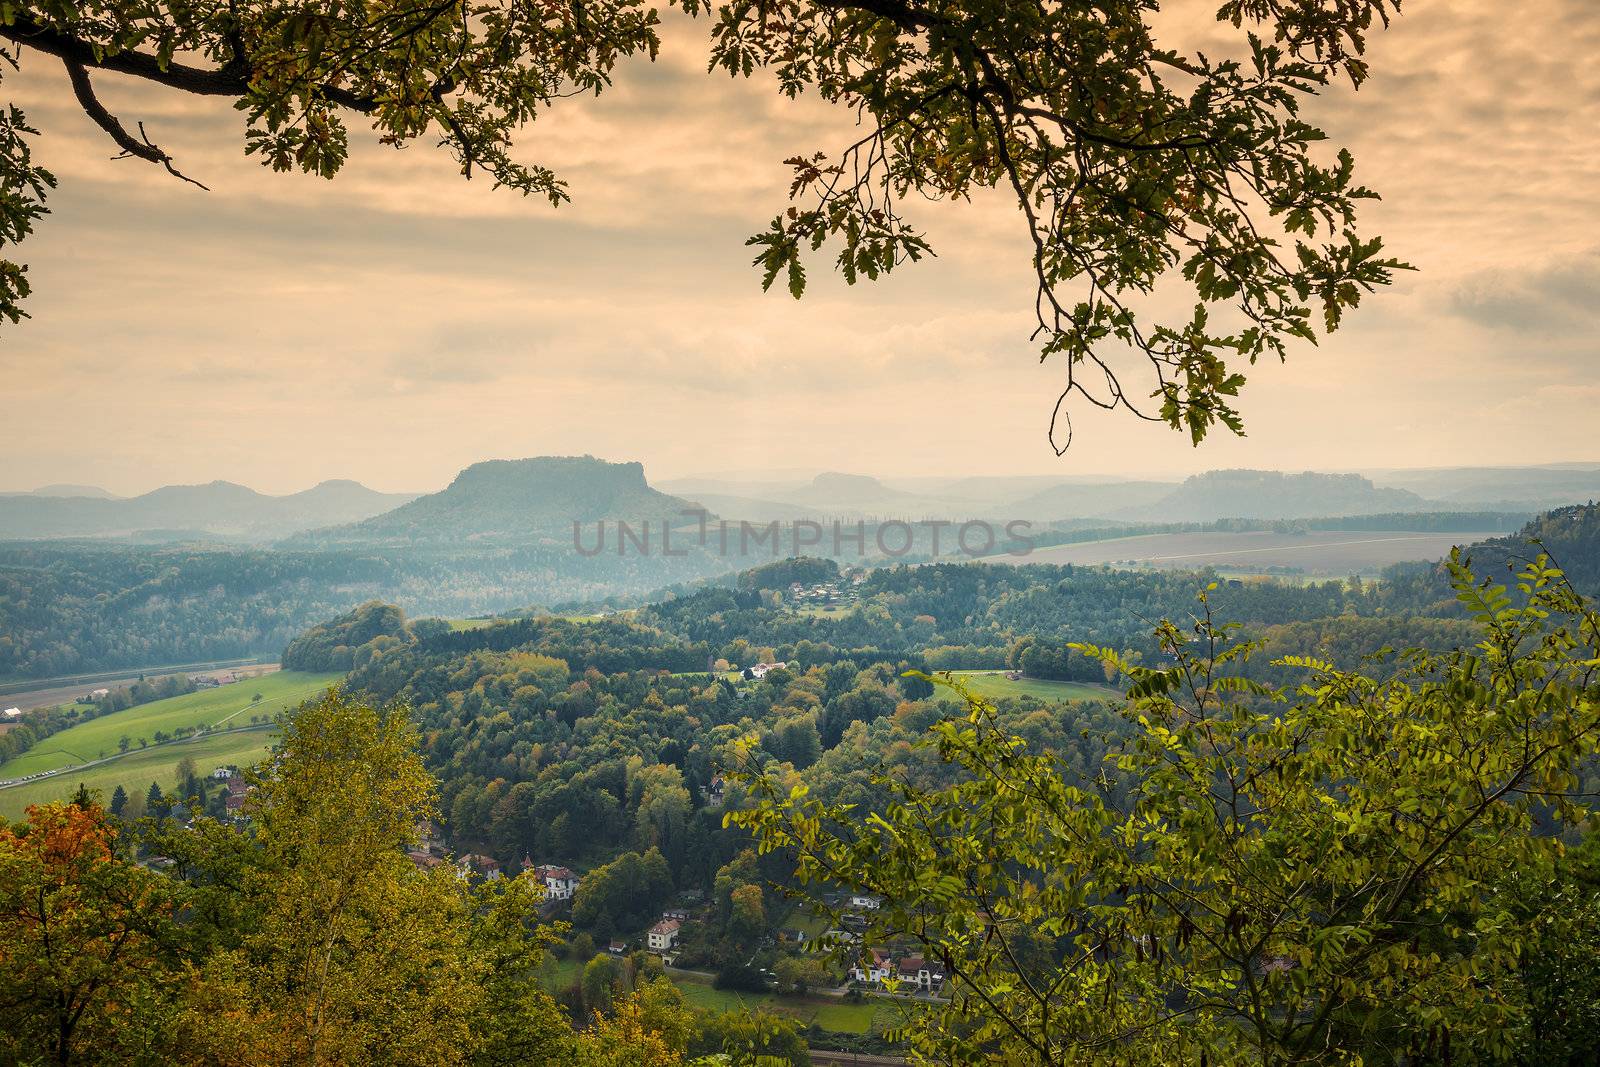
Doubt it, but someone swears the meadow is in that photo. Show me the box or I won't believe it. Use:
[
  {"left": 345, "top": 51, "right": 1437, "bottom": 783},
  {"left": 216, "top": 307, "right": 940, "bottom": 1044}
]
[
  {"left": 0, "top": 727, "right": 280, "bottom": 819},
  {"left": 0, "top": 671, "right": 339, "bottom": 778},
  {"left": 669, "top": 974, "right": 892, "bottom": 1034},
  {"left": 938, "top": 670, "right": 1118, "bottom": 703}
]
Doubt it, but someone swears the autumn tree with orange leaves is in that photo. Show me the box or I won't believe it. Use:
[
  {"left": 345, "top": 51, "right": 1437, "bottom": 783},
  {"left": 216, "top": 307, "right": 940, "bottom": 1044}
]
[{"left": 0, "top": 795, "right": 182, "bottom": 1065}]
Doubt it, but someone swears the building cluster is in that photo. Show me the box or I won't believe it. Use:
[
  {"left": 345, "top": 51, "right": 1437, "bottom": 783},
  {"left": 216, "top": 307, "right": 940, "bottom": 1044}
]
[
  {"left": 786, "top": 573, "right": 867, "bottom": 609},
  {"left": 848, "top": 948, "right": 943, "bottom": 991}
]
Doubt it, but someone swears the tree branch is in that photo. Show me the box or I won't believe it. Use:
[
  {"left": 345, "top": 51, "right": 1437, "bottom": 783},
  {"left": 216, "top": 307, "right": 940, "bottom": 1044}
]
[
  {"left": 60, "top": 56, "right": 209, "bottom": 189},
  {"left": 2, "top": 14, "right": 378, "bottom": 113}
]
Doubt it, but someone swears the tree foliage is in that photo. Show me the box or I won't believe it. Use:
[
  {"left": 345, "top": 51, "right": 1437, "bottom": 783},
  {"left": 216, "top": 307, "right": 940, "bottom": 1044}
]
[
  {"left": 0, "top": 797, "right": 181, "bottom": 1064},
  {"left": 0, "top": 0, "right": 1407, "bottom": 440},
  {"left": 732, "top": 552, "right": 1600, "bottom": 1064}
]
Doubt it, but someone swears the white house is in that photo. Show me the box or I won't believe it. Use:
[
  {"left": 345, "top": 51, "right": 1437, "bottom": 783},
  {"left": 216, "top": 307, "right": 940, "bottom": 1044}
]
[
  {"left": 850, "top": 949, "right": 892, "bottom": 984},
  {"left": 2, "top": 707, "right": 20, "bottom": 720},
  {"left": 647, "top": 918, "right": 681, "bottom": 951},
  {"left": 747, "top": 661, "right": 788, "bottom": 679},
  {"left": 848, "top": 893, "right": 883, "bottom": 910},
  {"left": 460, "top": 854, "right": 502, "bottom": 880},
  {"left": 211, "top": 767, "right": 234, "bottom": 780},
  {"left": 533, "top": 864, "right": 580, "bottom": 900},
  {"left": 895, "top": 955, "right": 939, "bottom": 989}
]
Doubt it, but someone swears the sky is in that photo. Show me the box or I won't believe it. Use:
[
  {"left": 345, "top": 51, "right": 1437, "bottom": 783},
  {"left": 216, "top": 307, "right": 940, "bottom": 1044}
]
[{"left": 1, "top": 0, "right": 1597, "bottom": 496}]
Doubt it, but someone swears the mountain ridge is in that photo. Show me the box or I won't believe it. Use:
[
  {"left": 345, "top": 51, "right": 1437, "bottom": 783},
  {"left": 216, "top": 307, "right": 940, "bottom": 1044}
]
[
  {"left": 0, "top": 478, "right": 417, "bottom": 540},
  {"left": 296, "top": 455, "right": 704, "bottom": 545}
]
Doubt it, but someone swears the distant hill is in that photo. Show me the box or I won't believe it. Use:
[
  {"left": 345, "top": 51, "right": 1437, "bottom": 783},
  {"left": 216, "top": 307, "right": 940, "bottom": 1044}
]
[
  {"left": 765, "top": 471, "right": 998, "bottom": 517},
  {"left": 780, "top": 472, "right": 918, "bottom": 508},
  {"left": 0, "top": 479, "right": 417, "bottom": 540},
  {"left": 1007, "top": 480, "right": 1176, "bottom": 521},
  {"left": 302, "top": 456, "right": 703, "bottom": 544},
  {"left": 1365, "top": 465, "right": 1600, "bottom": 512},
  {"left": 0, "top": 484, "right": 122, "bottom": 499},
  {"left": 1124, "top": 470, "right": 1427, "bottom": 522},
  {"left": 1465, "top": 503, "right": 1600, "bottom": 593}
]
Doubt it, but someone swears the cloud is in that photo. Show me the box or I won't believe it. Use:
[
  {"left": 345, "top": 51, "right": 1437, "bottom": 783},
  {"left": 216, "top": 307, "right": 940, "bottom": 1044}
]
[
  {"left": 1448, "top": 250, "right": 1600, "bottom": 334},
  {"left": 2, "top": 2, "right": 1598, "bottom": 494}
]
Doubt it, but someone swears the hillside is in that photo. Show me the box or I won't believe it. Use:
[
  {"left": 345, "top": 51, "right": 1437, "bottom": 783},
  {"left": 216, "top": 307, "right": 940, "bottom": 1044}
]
[
  {"left": 1007, "top": 479, "right": 1176, "bottom": 521},
  {"left": 0, "top": 479, "right": 417, "bottom": 540},
  {"left": 301, "top": 456, "right": 706, "bottom": 545},
  {"left": 1124, "top": 470, "right": 1427, "bottom": 522},
  {"left": 1465, "top": 502, "right": 1600, "bottom": 593}
]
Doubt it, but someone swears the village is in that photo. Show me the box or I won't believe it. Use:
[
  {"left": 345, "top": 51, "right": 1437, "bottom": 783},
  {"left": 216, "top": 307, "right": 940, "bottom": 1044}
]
[{"left": 399, "top": 814, "right": 947, "bottom": 1004}]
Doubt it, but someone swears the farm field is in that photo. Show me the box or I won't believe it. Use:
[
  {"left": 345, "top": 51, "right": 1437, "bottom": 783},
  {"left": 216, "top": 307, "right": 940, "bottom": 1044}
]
[
  {"left": 939, "top": 671, "right": 1118, "bottom": 703},
  {"left": 0, "top": 659, "right": 280, "bottom": 711},
  {"left": 445, "top": 616, "right": 505, "bottom": 631},
  {"left": 0, "top": 727, "right": 279, "bottom": 819},
  {"left": 0, "top": 671, "right": 339, "bottom": 778},
  {"left": 987, "top": 529, "right": 1493, "bottom": 577}
]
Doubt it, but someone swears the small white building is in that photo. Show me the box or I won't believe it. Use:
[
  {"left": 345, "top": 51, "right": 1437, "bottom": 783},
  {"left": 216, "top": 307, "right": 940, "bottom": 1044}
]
[
  {"left": 849, "top": 893, "right": 883, "bottom": 910},
  {"left": 211, "top": 767, "right": 234, "bottom": 780},
  {"left": 532, "top": 864, "right": 580, "bottom": 900},
  {"left": 2, "top": 707, "right": 20, "bottom": 719},
  {"left": 747, "top": 661, "right": 788, "bottom": 680},
  {"left": 850, "top": 949, "right": 892, "bottom": 984},
  {"left": 647, "top": 918, "right": 681, "bottom": 951},
  {"left": 896, "top": 955, "right": 940, "bottom": 989}
]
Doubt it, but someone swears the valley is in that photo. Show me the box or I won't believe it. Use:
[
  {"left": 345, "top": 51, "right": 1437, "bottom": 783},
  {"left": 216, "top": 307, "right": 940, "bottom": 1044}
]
[{"left": 3, "top": 465, "right": 1598, "bottom": 1064}]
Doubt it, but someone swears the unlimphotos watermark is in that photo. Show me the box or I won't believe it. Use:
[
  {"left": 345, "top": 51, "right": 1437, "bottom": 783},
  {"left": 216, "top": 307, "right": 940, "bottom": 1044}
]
[{"left": 573, "top": 509, "right": 1037, "bottom": 559}]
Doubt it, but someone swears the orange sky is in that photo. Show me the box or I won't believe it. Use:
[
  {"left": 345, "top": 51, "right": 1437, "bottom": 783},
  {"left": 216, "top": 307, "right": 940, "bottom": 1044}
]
[{"left": 2, "top": 1, "right": 1596, "bottom": 495}]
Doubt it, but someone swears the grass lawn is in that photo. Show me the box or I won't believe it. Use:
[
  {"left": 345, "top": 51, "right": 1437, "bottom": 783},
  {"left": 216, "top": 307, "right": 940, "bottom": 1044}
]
[
  {"left": 788, "top": 910, "right": 832, "bottom": 940},
  {"left": 668, "top": 974, "right": 882, "bottom": 1034},
  {"left": 537, "top": 957, "right": 584, "bottom": 990},
  {"left": 794, "top": 604, "right": 855, "bottom": 618},
  {"left": 938, "top": 670, "right": 1119, "bottom": 704},
  {"left": 0, "top": 727, "right": 280, "bottom": 820},
  {"left": 0, "top": 671, "right": 340, "bottom": 778},
  {"left": 668, "top": 670, "right": 743, "bottom": 684}
]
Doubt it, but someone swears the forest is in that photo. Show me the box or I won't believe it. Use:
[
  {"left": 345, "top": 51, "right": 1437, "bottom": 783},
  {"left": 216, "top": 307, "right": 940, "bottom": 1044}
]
[{"left": 6, "top": 511, "right": 1593, "bottom": 1067}]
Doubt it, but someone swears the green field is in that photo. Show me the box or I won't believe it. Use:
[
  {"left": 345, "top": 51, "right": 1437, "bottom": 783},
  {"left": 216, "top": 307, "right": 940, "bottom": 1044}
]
[
  {"left": 669, "top": 974, "right": 889, "bottom": 1034},
  {"left": 794, "top": 603, "right": 856, "bottom": 618},
  {"left": 0, "top": 727, "right": 280, "bottom": 820},
  {"left": 0, "top": 671, "right": 339, "bottom": 778},
  {"left": 537, "top": 956, "right": 885, "bottom": 1034},
  {"left": 445, "top": 617, "right": 505, "bottom": 631},
  {"left": 937, "top": 670, "right": 1118, "bottom": 704}
]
